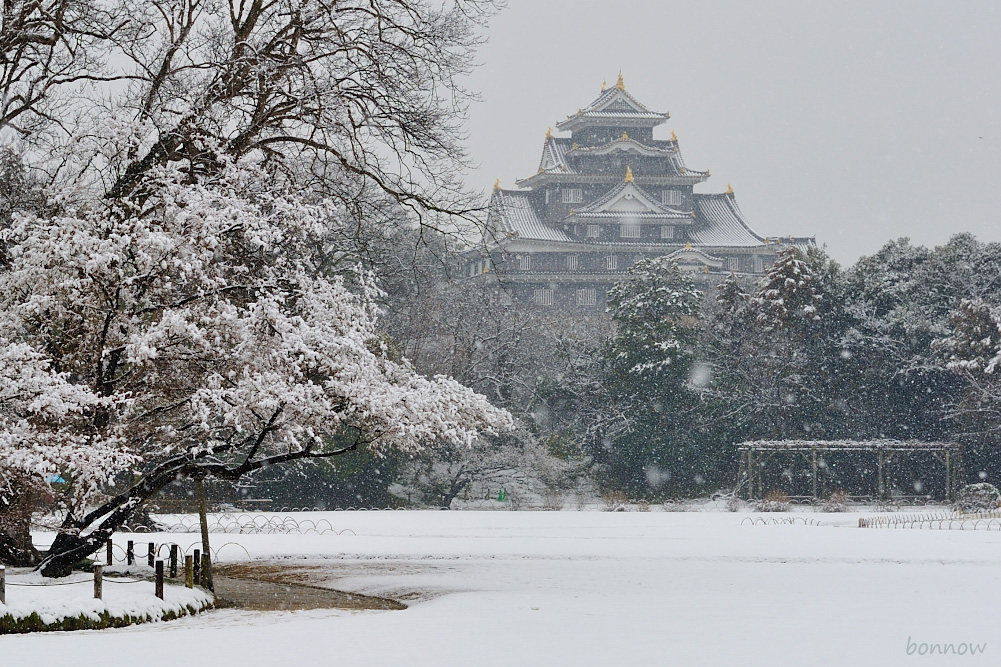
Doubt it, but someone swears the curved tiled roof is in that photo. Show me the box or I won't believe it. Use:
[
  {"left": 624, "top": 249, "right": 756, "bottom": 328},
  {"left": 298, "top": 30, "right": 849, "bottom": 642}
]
[
  {"left": 556, "top": 87, "right": 669, "bottom": 131},
  {"left": 574, "top": 179, "right": 687, "bottom": 218},
  {"left": 538, "top": 137, "right": 577, "bottom": 174},
  {"left": 487, "top": 190, "right": 574, "bottom": 243},
  {"left": 571, "top": 137, "right": 676, "bottom": 157},
  {"left": 690, "top": 193, "right": 767, "bottom": 247}
]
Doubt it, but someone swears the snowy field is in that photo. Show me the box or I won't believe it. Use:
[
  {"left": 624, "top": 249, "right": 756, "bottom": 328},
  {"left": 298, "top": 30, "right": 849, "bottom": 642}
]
[{"left": 7, "top": 510, "right": 1000, "bottom": 666}]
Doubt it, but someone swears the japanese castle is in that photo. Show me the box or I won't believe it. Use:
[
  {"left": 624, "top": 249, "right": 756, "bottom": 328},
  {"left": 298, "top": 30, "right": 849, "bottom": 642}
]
[{"left": 467, "top": 74, "right": 814, "bottom": 308}]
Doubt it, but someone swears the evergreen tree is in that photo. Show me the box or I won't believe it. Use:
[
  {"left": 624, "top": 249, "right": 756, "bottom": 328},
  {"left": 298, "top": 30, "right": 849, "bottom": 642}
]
[{"left": 598, "top": 258, "right": 710, "bottom": 497}]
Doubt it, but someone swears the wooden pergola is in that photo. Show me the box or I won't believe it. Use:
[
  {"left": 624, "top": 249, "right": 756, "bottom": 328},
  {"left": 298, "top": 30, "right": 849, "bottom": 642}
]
[{"left": 737, "top": 439, "right": 963, "bottom": 501}]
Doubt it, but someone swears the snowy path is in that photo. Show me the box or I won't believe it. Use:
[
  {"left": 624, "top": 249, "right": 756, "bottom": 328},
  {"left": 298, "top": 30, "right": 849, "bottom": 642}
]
[{"left": 8, "top": 511, "right": 999, "bottom": 666}]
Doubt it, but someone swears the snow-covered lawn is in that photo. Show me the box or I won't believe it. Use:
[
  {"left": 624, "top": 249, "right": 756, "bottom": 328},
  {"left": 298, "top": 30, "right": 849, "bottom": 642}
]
[
  {"left": 0, "top": 569, "right": 212, "bottom": 631},
  {"left": 9, "top": 510, "right": 1000, "bottom": 666}
]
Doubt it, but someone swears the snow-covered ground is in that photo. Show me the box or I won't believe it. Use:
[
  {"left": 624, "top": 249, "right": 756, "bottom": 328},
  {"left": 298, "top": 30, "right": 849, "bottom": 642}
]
[
  {"left": 0, "top": 569, "right": 212, "bottom": 628},
  {"left": 8, "top": 510, "right": 1000, "bottom": 666}
]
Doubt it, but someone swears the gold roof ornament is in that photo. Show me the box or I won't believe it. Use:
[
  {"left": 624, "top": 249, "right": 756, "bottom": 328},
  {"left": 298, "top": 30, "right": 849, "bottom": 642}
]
[
  {"left": 624, "top": 165, "right": 635, "bottom": 183},
  {"left": 616, "top": 71, "right": 625, "bottom": 91},
  {"left": 671, "top": 130, "right": 678, "bottom": 141},
  {"left": 706, "top": 169, "right": 711, "bottom": 177},
  {"left": 561, "top": 164, "right": 568, "bottom": 171},
  {"left": 703, "top": 265, "right": 709, "bottom": 273},
  {"left": 601, "top": 78, "right": 607, "bottom": 92},
  {"left": 725, "top": 182, "right": 734, "bottom": 194},
  {"left": 546, "top": 127, "right": 553, "bottom": 139},
  {"left": 679, "top": 167, "right": 687, "bottom": 174},
  {"left": 685, "top": 242, "right": 692, "bottom": 249},
  {"left": 621, "top": 131, "right": 629, "bottom": 140},
  {"left": 571, "top": 142, "right": 578, "bottom": 150},
  {"left": 569, "top": 208, "right": 576, "bottom": 216},
  {"left": 493, "top": 179, "right": 501, "bottom": 191}
]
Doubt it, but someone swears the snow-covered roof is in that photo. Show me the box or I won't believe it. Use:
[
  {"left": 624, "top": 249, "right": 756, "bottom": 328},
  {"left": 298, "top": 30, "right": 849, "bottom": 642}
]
[
  {"left": 487, "top": 190, "right": 574, "bottom": 243},
  {"left": 570, "top": 136, "right": 677, "bottom": 158},
  {"left": 573, "top": 179, "right": 689, "bottom": 220},
  {"left": 738, "top": 439, "right": 961, "bottom": 451},
  {"left": 556, "top": 82, "right": 669, "bottom": 132},
  {"left": 689, "top": 193, "right": 768, "bottom": 247},
  {"left": 538, "top": 137, "right": 578, "bottom": 175}
]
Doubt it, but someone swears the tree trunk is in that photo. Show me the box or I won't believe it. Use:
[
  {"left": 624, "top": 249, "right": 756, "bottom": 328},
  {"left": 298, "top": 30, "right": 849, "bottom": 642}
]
[{"left": 0, "top": 487, "right": 42, "bottom": 567}]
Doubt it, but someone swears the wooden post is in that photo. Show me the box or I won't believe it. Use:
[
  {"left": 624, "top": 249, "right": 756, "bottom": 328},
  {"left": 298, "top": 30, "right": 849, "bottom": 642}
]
[
  {"left": 195, "top": 476, "right": 213, "bottom": 591},
  {"left": 877, "top": 449, "right": 885, "bottom": 502},
  {"left": 185, "top": 555, "right": 193, "bottom": 589},
  {"left": 169, "top": 544, "right": 178, "bottom": 578},
  {"left": 127, "top": 540, "right": 134, "bottom": 566},
  {"left": 147, "top": 542, "right": 155, "bottom": 568},
  {"left": 94, "top": 564, "right": 103, "bottom": 600},
  {"left": 945, "top": 449, "right": 952, "bottom": 501},
  {"left": 106, "top": 539, "right": 113, "bottom": 566},
  {"left": 193, "top": 549, "right": 200, "bottom": 584},
  {"left": 155, "top": 560, "right": 164, "bottom": 600},
  {"left": 201, "top": 552, "right": 213, "bottom": 592},
  {"left": 811, "top": 447, "right": 818, "bottom": 500},
  {"left": 0, "top": 565, "right": 5, "bottom": 605}
]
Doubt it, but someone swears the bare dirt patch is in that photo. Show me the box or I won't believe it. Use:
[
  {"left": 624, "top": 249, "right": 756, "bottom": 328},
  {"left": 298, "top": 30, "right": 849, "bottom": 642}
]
[{"left": 213, "top": 564, "right": 405, "bottom": 612}]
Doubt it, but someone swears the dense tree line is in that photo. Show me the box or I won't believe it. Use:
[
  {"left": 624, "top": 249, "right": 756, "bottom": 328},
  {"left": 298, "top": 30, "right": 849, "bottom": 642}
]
[{"left": 377, "top": 235, "right": 1001, "bottom": 502}]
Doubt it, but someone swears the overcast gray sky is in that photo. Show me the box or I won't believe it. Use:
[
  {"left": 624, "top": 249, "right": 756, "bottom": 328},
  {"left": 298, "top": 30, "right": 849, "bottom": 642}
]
[{"left": 462, "top": 0, "right": 1001, "bottom": 264}]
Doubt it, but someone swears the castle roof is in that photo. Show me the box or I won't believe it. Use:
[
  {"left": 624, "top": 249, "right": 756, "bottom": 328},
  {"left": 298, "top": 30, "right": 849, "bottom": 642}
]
[
  {"left": 487, "top": 189, "right": 574, "bottom": 243},
  {"left": 538, "top": 137, "right": 579, "bottom": 175},
  {"left": 485, "top": 186, "right": 813, "bottom": 254},
  {"left": 691, "top": 193, "right": 814, "bottom": 251},
  {"left": 572, "top": 178, "right": 690, "bottom": 221},
  {"left": 556, "top": 81, "right": 669, "bottom": 132},
  {"left": 519, "top": 134, "right": 708, "bottom": 188}
]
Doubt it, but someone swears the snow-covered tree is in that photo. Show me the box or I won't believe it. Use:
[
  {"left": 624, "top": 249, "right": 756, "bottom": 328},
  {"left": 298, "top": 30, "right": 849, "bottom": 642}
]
[
  {"left": 606, "top": 256, "right": 703, "bottom": 378},
  {"left": 940, "top": 299, "right": 1001, "bottom": 374},
  {"left": 936, "top": 298, "right": 1001, "bottom": 437},
  {"left": 1, "top": 163, "right": 510, "bottom": 575},
  {"left": 751, "top": 246, "right": 822, "bottom": 332},
  {"left": 0, "top": 341, "right": 135, "bottom": 564},
  {"left": 0, "top": 0, "right": 507, "bottom": 575},
  {"left": 391, "top": 421, "right": 589, "bottom": 509}
]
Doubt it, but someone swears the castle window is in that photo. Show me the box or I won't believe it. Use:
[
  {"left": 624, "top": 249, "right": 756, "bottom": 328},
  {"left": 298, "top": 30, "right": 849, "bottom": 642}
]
[
  {"left": 661, "top": 190, "right": 682, "bottom": 206},
  {"left": 533, "top": 288, "right": 554, "bottom": 306},
  {"left": 566, "top": 255, "right": 579, "bottom": 271},
  {"left": 606, "top": 254, "right": 618, "bottom": 270},
  {"left": 753, "top": 256, "right": 764, "bottom": 273},
  {"left": 576, "top": 288, "right": 597, "bottom": 307},
  {"left": 561, "top": 188, "right": 583, "bottom": 204},
  {"left": 660, "top": 226, "right": 675, "bottom": 240},
  {"left": 545, "top": 189, "right": 550, "bottom": 205},
  {"left": 586, "top": 224, "right": 600, "bottom": 238},
  {"left": 519, "top": 255, "right": 531, "bottom": 271},
  {"left": 728, "top": 256, "right": 740, "bottom": 272},
  {"left": 620, "top": 223, "right": 641, "bottom": 238}
]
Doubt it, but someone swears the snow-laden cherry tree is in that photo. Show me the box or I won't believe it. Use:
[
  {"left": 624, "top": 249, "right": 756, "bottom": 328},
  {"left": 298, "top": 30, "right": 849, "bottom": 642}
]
[
  {"left": 0, "top": 341, "right": 135, "bottom": 565},
  {"left": 0, "top": 162, "right": 510, "bottom": 576},
  {"left": 0, "top": 0, "right": 508, "bottom": 575}
]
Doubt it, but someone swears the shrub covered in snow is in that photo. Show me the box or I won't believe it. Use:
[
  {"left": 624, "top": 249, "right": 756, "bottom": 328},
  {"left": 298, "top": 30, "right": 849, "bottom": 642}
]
[
  {"left": 820, "top": 490, "right": 851, "bottom": 513},
  {"left": 754, "top": 490, "right": 791, "bottom": 512},
  {"left": 953, "top": 483, "right": 1001, "bottom": 513}
]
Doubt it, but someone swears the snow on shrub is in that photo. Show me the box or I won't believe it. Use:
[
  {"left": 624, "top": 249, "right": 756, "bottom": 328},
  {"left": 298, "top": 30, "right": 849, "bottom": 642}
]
[
  {"left": 953, "top": 483, "right": 1001, "bottom": 513},
  {"left": 754, "top": 490, "right": 791, "bottom": 512}
]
